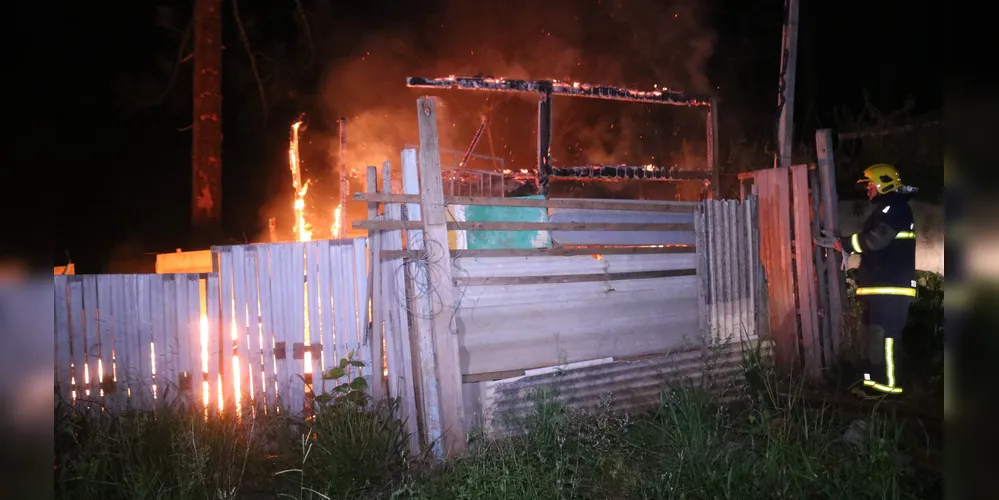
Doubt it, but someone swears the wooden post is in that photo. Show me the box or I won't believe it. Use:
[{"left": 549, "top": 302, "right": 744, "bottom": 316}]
[
  {"left": 338, "top": 118, "right": 349, "bottom": 238},
  {"left": 382, "top": 160, "right": 422, "bottom": 455},
  {"left": 775, "top": 0, "right": 800, "bottom": 169},
  {"left": 537, "top": 83, "right": 553, "bottom": 197},
  {"left": 401, "top": 148, "right": 445, "bottom": 460},
  {"left": 706, "top": 99, "right": 721, "bottom": 199},
  {"left": 815, "top": 129, "right": 845, "bottom": 358},
  {"left": 416, "top": 97, "right": 467, "bottom": 458},
  {"left": 192, "top": 0, "right": 223, "bottom": 229},
  {"left": 365, "top": 166, "right": 386, "bottom": 401}
]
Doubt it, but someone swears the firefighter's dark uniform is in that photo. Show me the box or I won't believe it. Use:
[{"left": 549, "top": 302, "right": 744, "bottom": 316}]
[{"left": 840, "top": 189, "right": 917, "bottom": 395}]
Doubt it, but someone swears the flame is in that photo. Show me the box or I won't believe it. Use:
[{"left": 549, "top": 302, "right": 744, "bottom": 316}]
[{"left": 331, "top": 205, "right": 343, "bottom": 240}]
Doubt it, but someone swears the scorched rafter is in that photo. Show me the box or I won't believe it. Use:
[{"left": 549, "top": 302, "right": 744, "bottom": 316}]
[{"left": 406, "top": 75, "right": 720, "bottom": 198}]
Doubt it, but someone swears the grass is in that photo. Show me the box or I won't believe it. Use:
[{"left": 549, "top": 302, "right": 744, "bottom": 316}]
[{"left": 55, "top": 277, "right": 943, "bottom": 499}]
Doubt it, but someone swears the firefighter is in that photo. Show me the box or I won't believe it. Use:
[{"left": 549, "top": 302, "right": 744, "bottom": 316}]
[{"left": 817, "top": 163, "right": 918, "bottom": 399}]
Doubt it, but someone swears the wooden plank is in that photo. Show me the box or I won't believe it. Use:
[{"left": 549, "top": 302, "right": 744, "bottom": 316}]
[
  {"left": 217, "top": 250, "right": 236, "bottom": 411},
  {"left": 791, "top": 164, "right": 821, "bottom": 378},
  {"left": 205, "top": 273, "right": 221, "bottom": 416},
  {"left": 82, "top": 277, "right": 100, "bottom": 404},
  {"left": 229, "top": 246, "right": 249, "bottom": 411},
  {"left": 329, "top": 243, "right": 350, "bottom": 372},
  {"left": 366, "top": 165, "right": 384, "bottom": 400},
  {"left": 459, "top": 268, "right": 696, "bottom": 286},
  {"left": 354, "top": 219, "right": 695, "bottom": 232},
  {"left": 186, "top": 275, "right": 202, "bottom": 405},
  {"left": 110, "top": 275, "right": 130, "bottom": 412},
  {"left": 255, "top": 247, "right": 276, "bottom": 410},
  {"left": 134, "top": 275, "right": 154, "bottom": 410},
  {"left": 270, "top": 244, "right": 293, "bottom": 412},
  {"left": 289, "top": 242, "right": 307, "bottom": 415},
  {"left": 315, "top": 240, "right": 335, "bottom": 395},
  {"left": 755, "top": 168, "right": 798, "bottom": 367},
  {"left": 355, "top": 192, "right": 699, "bottom": 213},
  {"left": 243, "top": 248, "right": 264, "bottom": 409},
  {"left": 352, "top": 238, "right": 371, "bottom": 377},
  {"left": 172, "top": 274, "right": 192, "bottom": 400},
  {"left": 402, "top": 146, "right": 443, "bottom": 458},
  {"left": 816, "top": 129, "right": 845, "bottom": 359},
  {"left": 809, "top": 168, "right": 832, "bottom": 367},
  {"left": 96, "top": 275, "right": 116, "bottom": 408},
  {"left": 153, "top": 275, "right": 174, "bottom": 406},
  {"left": 381, "top": 245, "right": 695, "bottom": 260},
  {"left": 382, "top": 158, "right": 419, "bottom": 453},
  {"left": 380, "top": 163, "right": 402, "bottom": 400},
  {"left": 417, "top": 96, "right": 467, "bottom": 458},
  {"left": 304, "top": 242, "right": 323, "bottom": 398},
  {"left": 694, "top": 209, "right": 709, "bottom": 341},
  {"left": 67, "top": 279, "right": 85, "bottom": 407},
  {"left": 54, "top": 275, "right": 72, "bottom": 405},
  {"left": 111, "top": 274, "right": 135, "bottom": 410}
]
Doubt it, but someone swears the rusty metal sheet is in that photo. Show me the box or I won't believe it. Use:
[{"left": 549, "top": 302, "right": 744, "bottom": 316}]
[{"left": 752, "top": 168, "right": 797, "bottom": 365}]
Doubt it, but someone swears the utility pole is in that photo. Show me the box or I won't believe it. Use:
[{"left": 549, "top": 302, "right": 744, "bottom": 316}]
[
  {"left": 192, "top": 0, "right": 223, "bottom": 231},
  {"left": 775, "top": 0, "right": 800, "bottom": 168}
]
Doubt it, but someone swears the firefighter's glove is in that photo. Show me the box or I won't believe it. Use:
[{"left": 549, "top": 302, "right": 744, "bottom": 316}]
[{"left": 813, "top": 229, "right": 840, "bottom": 250}]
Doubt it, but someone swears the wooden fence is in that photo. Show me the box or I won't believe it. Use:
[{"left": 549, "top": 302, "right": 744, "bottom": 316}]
[
  {"left": 737, "top": 129, "right": 847, "bottom": 378},
  {"left": 54, "top": 239, "right": 374, "bottom": 418},
  {"left": 349, "top": 96, "right": 768, "bottom": 459}
]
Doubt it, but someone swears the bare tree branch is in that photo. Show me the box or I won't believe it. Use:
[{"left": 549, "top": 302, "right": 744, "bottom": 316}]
[
  {"left": 292, "top": 0, "right": 315, "bottom": 67},
  {"left": 232, "top": 0, "right": 268, "bottom": 124},
  {"left": 150, "top": 17, "right": 194, "bottom": 108}
]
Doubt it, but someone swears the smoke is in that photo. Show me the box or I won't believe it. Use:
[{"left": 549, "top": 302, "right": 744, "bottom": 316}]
[{"left": 259, "top": 0, "right": 716, "bottom": 238}]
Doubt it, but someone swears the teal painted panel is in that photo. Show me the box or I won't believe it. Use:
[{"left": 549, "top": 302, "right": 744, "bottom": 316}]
[{"left": 466, "top": 195, "right": 552, "bottom": 249}]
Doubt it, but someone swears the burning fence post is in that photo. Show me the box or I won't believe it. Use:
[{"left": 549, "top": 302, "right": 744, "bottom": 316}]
[
  {"left": 338, "top": 118, "right": 348, "bottom": 239},
  {"left": 537, "top": 82, "right": 553, "bottom": 197},
  {"left": 268, "top": 217, "right": 277, "bottom": 242},
  {"left": 706, "top": 98, "right": 720, "bottom": 199}
]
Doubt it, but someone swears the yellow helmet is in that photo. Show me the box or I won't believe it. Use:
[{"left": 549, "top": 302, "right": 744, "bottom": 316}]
[{"left": 857, "top": 163, "right": 902, "bottom": 194}]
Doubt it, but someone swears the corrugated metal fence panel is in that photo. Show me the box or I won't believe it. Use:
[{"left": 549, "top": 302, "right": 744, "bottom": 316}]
[
  {"left": 465, "top": 338, "right": 774, "bottom": 437},
  {"left": 547, "top": 198, "right": 698, "bottom": 246},
  {"left": 752, "top": 169, "right": 798, "bottom": 365},
  {"left": 699, "top": 197, "right": 764, "bottom": 342},
  {"left": 450, "top": 253, "right": 699, "bottom": 376}
]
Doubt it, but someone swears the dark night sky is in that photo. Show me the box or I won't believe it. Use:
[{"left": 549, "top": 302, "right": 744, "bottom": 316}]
[{"left": 35, "top": 0, "right": 939, "bottom": 274}]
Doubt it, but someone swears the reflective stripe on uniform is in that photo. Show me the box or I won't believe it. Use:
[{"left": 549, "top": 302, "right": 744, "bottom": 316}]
[
  {"left": 855, "top": 286, "right": 917, "bottom": 297},
  {"left": 863, "top": 380, "right": 903, "bottom": 394},
  {"left": 895, "top": 231, "right": 915, "bottom": 239},
  {"left": 850, "top": 233, "right": 863, "bottom": 253}
]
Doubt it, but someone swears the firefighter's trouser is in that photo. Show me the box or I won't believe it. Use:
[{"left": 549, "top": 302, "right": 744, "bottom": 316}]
[{"left": 859, "top": 294, "right": 913, "bottom": 394}]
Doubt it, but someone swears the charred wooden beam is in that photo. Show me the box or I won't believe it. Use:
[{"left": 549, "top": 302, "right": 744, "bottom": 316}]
[
  {"left": 458, "top": 116, "right": 488, "bottom": 169},
  {"left": 407, "top": 76, "right": 711, "bottom": 107},
  {"left": 192, "top": 0, "right": 223, "bottom": 229},
  {"left": 537, "top": 82, "right": 553, "bottom": 196},
  {"left": 550, "top": 165, "right": 712, "bottom": 181}
]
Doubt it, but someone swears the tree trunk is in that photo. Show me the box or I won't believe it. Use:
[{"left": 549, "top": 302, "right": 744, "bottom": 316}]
[{"left": 192, "top": 0, "right": 223, "bottom": 231}]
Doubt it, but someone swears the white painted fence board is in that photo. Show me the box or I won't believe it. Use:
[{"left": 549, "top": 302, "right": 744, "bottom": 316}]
[
  {"left": 316, "top": 240, "right": 335, "bottom": 394},
  {"left": 171, "top": 275, "right": 191, "bottom": 398},
  {"left": 329, "top": 243, "right": 350, "bottom": 369},
  {"left": 270, "top": 244, "right": 294, "bottom": 411},
  {"left": 230, "top": 246, "right": 250, "bottom": 409},
  {"left": 82, "top": 277, "right": 100, "bottom": 400},
  {"left": 241, "top": 246, "right": 267, "bottom": 407},
  {"left": 54, "top": 276, "right": 71, "bottom": 404},
  {"left": 255, "top": 247, "right": 277, "bottom": 408},
  {"left": 136, "top": 275, "right": 155, "bottom": 409},
  {"left": 185, "top": 275, "right": 201, "bottom": 401},
  {"left": 348, "top": 238, "right": 370, "bottom": 376},
  {"left": 305, "top": 242, "right": 323, "bottom": 394},
  {"left": 67, "top": 279, "right": 85, "bottom": 404},
  {"left": 217, "top": 251, "right": 235, "bottom": 409},
  {"left": 96, "top": 275, "right": 115, "bottom": 407},
  {"left": 110, "top": 275, "right": 129, "bottom": 411},
  {"left": 154, "top": 276, "right": 174, "bottom": 403},
  {"left": 289, "top": 242, "right": 307, "bottom": 415},
  {"left": 205, "top": 273, "right": 221, "bottom": 415}
]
